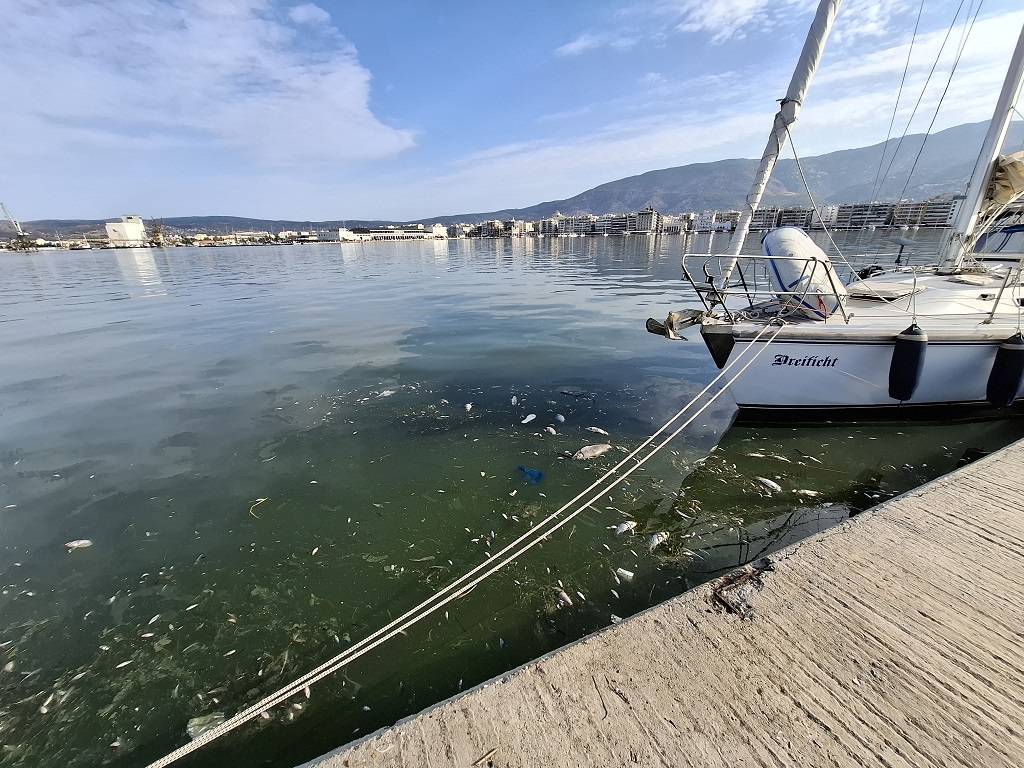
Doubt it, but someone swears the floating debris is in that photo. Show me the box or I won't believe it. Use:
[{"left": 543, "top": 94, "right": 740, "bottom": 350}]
[
  {"left": 65, "top": 539, "right": 93, "bottom": 552},
  {"left": 586, "top": 426, "right": 609, "bottom": 436},
  {"left": 610, "top": 614, "right": 623, "bottom": 624},
  {"left": 555, "top": 414, "right": 565, "bottom": 423},
  {"left": 517, "top": 466, "right": 544, "bottom": 485},
  {"left": 572, "top": 443, "right": 611, "bottom": 460},
  {"left": 465, "top": 403, "right": 473, "bottom": 412},
  {"left": 521, "top": 414, "right": 536, "bottom": 424},
  {"left": 614, "top": 567, "right": 634, "bottom": 582},
  {"left": 756, "top": 477, "right": 782, "bottom": 493},
  {"left": 377, "top": 390, "right": 395, "bottom": 398},
  {"left": 615, "top": 521, "right": 638, "bottom": 536},
  {"left": 187, "top": 712, "right": 226, "bottom": 740},
  {"left": 796, "top": 489, "right": 820, "bottom": 497},
  {"left": 511, "top": 396, "right": 518, "bottom": 406},
  {"left": 544, "top": 426, "right": 557, "bottom": 435},
  {"left": 647, "top": 531, "right": 670, "bottom": 552}
]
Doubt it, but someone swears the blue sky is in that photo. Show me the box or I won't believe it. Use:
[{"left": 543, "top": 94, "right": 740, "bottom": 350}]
[{"left": 4, "top": 0, "right": 1023, "bottom": 222}]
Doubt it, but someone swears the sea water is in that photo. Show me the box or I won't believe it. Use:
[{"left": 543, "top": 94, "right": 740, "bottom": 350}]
[{"left": 1, "top": 233, "right": 1021, "bottom": 767}]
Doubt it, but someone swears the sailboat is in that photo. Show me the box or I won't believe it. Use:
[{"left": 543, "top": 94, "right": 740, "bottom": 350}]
[{"left": 650, "top": 0, "right": 1024, "bottom": 419}]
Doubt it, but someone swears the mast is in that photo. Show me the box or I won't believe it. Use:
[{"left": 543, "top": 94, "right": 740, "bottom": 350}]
[
  {"left": 719, "top": 0, "right": 843, "bottom": 284},
  {"left": 941, "top": 22, "right": 1024, "bottom": 271}
]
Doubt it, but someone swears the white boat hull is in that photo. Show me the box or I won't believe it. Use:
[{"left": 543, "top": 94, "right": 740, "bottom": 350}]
[{"left": 711, "top": 331, "right": 1018, "bottom": 410}]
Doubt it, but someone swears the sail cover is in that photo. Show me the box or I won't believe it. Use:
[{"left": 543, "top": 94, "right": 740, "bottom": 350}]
[{"left": 984, "top": 151, "right": 1024, "bottom": 212}]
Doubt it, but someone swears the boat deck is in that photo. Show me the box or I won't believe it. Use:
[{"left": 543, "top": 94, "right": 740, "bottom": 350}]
[{"left": 302, "top": 437, "right": 1024, "bottom": 768}]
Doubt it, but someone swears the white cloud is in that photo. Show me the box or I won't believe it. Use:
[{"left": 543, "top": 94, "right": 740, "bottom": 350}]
[
  {"left": 554, "top": 31, "right": 640, "bottom": 57},
  {"left": 288, "top": 2, "right": 331, "bottom": 25},
  {"left": 2, "top": 0, "right": 415, "bottom": 170}
]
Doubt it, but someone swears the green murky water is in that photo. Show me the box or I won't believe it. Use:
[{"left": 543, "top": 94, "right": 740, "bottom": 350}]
[{"left": 1, "top": 234, "right": 1020, "bottom": 767}]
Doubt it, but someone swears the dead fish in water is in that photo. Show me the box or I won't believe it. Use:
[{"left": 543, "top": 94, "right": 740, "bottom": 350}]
[
  {"left": 553, "top": 587, "right": 574, "bottom": 608},
  {"left": 521, "top": 414, "right": 536, "bottom": 424},
  {"left": 586, "top": 426, "right": 609, "bottom": 436},
  {"left": 465, "top": 403, "right": 473, "bottom": 412},
  {"left": 615, "top": 521, "right": 638, "bottom": 536},
  {"left": 187, "top": 712, "right": 226, "bottom": 740},
  {"left": 572, "top": 443, "right": 611, "bottom": 460},
  {"left": 756, "top": 477, "right": 782, "bottom": 493},
  {"left": 796, "top": 489, "right": 820, "bottom": 497},
  {"left": 555, "top": 414, "right": 565, "bottom": 423},
  {"left": 511, "top": 395, "right": 518, "bottom": 406},
  {"left": 544, "top": 426, "right": 557, "bottom": 435},
  {"left": 65, "top": 539, "right": 93, "bottom": 552},
  {"left": 648, "top": 532, "right": 669, "bottom": 552},
  {"left": 614, "top": 567, "right": 635, "bottom": 582}
]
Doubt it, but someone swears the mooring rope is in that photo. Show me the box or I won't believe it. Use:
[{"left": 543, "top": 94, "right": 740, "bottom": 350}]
[{"left": 144, "top": 322, "right": 785, "bottom": 768}]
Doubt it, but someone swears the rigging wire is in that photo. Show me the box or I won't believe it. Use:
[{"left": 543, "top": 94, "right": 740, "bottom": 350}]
[
  {"left": 874, "top": 0, "right": 971, "bottom": 201},
  {"left": 867, "top": 0, "right": 927, "bottom": 205},
  {"left": 893, "top": 0, "right": 986, "bottom": 205},
  {"left": 143, "top": 323, "right": 785, "bottom": 768},
  {"left": 782, "top": 124, "right": 853, "bottom": 280}
]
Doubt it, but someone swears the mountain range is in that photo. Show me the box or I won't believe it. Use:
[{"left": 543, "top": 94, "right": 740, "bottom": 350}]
[{"left": 7, "top": 120, "right": 1023, "bottom": 239}]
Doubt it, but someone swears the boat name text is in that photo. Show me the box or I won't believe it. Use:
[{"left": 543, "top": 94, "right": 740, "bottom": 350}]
[{"left": 771, "top": 354, "right": 838, "bottom": 368}]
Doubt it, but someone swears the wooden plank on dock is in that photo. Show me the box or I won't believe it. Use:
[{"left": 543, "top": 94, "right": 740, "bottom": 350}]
[{"left": 302, "top": 438, "right": 1024, "bottom": 768}]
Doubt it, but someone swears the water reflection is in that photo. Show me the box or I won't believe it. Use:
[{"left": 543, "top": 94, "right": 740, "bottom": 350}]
[{"left": 115, "top": 250, "right": 167, "bottom": 297}]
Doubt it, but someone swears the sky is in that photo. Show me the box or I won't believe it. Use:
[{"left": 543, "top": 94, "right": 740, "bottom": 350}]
[{"left": 4, "top": 0, "right": 1024, "bottom": 223}]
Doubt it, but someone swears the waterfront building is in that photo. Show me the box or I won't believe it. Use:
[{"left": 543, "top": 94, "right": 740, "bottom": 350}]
[
  {"left": 536, "top": 216, "right": 562, "bottom": 236},
  {"left": 346, "top": 224, "right": 447, "bottom": 240},
  {"left": 636, "top": 207, "right": 663, "bottom": 233},
  {"left": 560, "top": 214, "right": 598, "bottom": 236},
  {"left": 105, "top": 215, "right": 148, "bottom": 247},
  {"left": 595, "top": 213, "right": 630, "bottom": 235},
  {"left": 890, "top": 197, "right": 961, "bottom": 227},
  {"left": 779, "top": 207, "right": 814, "bottom": 228},
  {"left": 834, "top": 203, "right": 893, "bottom": 229},
  {"left": 694, "top": 210, "right": 738, "bottom": 232},
  {"left": 749, "top": 207, "right": 782, "bottom": 231},
  {"left": 811, "top": 205, "right": 839, "bottom": 229}
]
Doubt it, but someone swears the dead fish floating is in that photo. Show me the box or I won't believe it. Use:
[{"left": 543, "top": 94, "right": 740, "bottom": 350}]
[
  {"left": 521, "top": 414, "right": 536, "bottom": 424},
  {"left": 65, "top": 539, "right": 93, "bottom": 552},
  {"left": 756, "top": 477, "right": 782, "bottom": 493},
  {"left": 614, "top": 567, "right": 635, "bottom": 582},
  {"left": 544, "top": 426, "right": 557, "bottom": 435},
  {"left": 586, "top": 426, "right": 609, "bottom": 436},
  {"left": 555, "top": 414, "right": 565, "bottom": 423},
  {"left": 572, "top": 443, "right": 611, "bottom": 460},
  {"left": 187, "top": 712, "right": 226, "bottom": 740},
  {"left": 647, "top": 531, "right": 670, "bottom": 552},
  {"left": 553, "top": 587, "right": 574, "bottom": 608},
  {"left": 615, "top": 521, "right": 638, "bottom": 536}
]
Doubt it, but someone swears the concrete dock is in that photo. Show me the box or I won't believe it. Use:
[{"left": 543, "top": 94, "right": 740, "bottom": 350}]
[{"left": 303, "top": 439, "right": 1024, "bottom": 768}]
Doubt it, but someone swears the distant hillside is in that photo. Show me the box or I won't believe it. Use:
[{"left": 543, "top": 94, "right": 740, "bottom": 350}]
[
  {"left": 422, "top": 120, "right": 1024, "bottom": 225},
  {"left": 12, "top": 119, "right": 1023, "bottom": 238}
]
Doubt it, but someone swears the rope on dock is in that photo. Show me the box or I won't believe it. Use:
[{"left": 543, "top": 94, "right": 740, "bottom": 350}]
[{"left": 144, "top": 323, "right": 784, "bottom": 768}]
